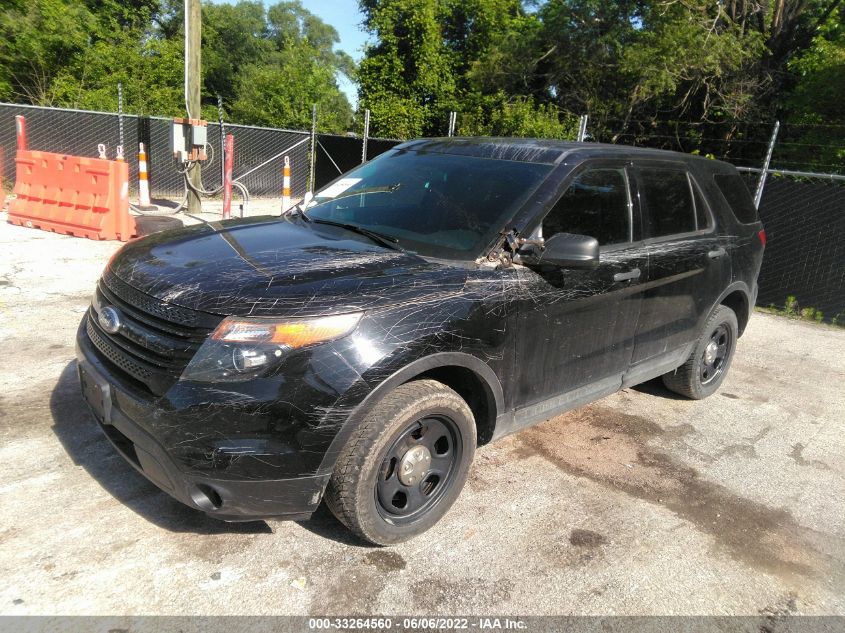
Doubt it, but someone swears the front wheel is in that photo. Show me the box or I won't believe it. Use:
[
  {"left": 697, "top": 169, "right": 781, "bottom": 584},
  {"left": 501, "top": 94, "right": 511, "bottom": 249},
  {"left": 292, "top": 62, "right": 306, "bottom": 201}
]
[
  {"left": 325, "top": 379, "right": 476, "bottom": 545},
  {"left": 662, "top": 304, "right": 738, "bottom": 399}
]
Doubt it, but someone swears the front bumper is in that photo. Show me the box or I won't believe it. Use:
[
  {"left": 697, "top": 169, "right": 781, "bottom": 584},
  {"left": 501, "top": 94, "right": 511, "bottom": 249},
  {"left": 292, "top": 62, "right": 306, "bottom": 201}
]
[{"left": 76, "top": 326, "right": 329, "bottom": 522}]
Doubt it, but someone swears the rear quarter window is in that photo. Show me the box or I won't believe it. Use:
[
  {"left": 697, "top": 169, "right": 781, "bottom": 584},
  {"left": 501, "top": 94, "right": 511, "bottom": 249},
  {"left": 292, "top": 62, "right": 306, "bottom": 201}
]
[
  {"left": 714, "top": 173, "right": 758, "bottom": 224},
  {"left": 638, "top": 168, "right": 697, "bottom": 237}
]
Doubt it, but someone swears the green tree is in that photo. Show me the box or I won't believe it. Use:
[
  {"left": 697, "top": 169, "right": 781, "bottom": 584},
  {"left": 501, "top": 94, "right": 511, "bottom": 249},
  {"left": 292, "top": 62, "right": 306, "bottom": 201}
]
[
  {"left": 781, "top": 10, "right": 845, "bottom": 170},
  {"left": 458, "top": 95, "right": 579, "bottom": 138},
  {"left": 0, "top": 0, "right": 95, "bottom": 104},
  {"left": 358, "top": 0, "right": 582, "bottom": 138},
  {"left": 0, "top": 0, "right": 354, "bottom": 130},
  {"left": 229, "top": 50, "right": 352, "bottom": 132},
  {"left": 358, "top": 0, "right": 456, "bottom": 137},
  {"left": 788, "top": 12, "right": 845, "bottom": 125},
  {"left": 227, "top": 1, "right": 353, "bottom": 132},
  {"left": 359, "top": 0, "right": 845, "bottom": 153},
  {"left": 202, "top": 1, "right": 274, "bottom": 108}
]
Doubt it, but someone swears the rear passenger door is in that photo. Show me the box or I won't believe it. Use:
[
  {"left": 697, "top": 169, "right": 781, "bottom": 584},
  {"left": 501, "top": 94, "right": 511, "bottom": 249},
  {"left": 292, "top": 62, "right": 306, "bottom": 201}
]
[{"left": 630, "top": 162, "right": 731, "bottom": 365}]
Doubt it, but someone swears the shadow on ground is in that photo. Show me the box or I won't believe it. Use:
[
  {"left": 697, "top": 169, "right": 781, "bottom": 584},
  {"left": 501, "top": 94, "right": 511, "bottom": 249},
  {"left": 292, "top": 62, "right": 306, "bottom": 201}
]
[
  {"left": 630, "top": 376, "right": 688, "bottom": 400},
  {"left": 294, "top": 504, "right": 372, "bottom": 548},
  {"left": 50, "top": 360, "right": 272, "bottom": 535}
]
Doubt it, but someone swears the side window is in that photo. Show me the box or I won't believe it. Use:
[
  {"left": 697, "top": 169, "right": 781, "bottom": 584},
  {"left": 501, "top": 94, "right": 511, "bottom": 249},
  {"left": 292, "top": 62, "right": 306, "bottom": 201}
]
[
  {"left": 543, "top": 168, "right": 632, "bottom": 246},
  {"left": 639, "top": 168, "right": 697, "bottom": 237},
  {"left": 714, "top": 173, "right": 758, "bottom": 224},
  {"left": 690, "top": 176, "right": 712, "bottom": 230}
]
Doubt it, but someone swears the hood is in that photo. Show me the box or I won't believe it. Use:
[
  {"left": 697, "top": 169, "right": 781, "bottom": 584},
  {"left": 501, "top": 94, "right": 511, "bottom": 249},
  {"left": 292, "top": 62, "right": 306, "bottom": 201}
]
[{"left": 110, "top": 216, "right": 470, "bottom": 317}]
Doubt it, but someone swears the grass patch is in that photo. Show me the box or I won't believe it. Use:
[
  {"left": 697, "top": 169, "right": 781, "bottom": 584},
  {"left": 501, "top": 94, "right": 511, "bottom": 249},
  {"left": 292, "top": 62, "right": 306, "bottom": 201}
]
[{"left": 758, "top": 295, "right": 844, "bottom": 327}]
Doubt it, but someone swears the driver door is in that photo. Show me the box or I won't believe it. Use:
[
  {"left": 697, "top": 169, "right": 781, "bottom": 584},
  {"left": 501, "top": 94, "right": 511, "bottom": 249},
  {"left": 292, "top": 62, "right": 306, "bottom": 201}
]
[{"left": 513, "top": 163, "right": 647, "bottom": 420}]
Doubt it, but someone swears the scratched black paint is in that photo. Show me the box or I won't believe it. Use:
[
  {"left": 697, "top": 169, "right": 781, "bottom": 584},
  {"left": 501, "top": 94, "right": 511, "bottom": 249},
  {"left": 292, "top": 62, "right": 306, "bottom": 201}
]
[{"left": 76, "top": 138, "right": 764, "bottom": 522}]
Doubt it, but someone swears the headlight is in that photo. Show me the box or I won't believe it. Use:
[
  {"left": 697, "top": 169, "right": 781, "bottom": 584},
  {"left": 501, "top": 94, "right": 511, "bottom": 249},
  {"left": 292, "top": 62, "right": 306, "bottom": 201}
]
[{"left": 181, "top": 312, "right": 362, "bottom": 382}]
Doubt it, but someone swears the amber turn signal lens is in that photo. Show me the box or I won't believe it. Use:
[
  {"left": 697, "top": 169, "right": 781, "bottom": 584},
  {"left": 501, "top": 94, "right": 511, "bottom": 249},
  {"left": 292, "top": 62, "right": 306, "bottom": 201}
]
[{"left": 211, "top": 313, "right": 362, "bottom": 349}]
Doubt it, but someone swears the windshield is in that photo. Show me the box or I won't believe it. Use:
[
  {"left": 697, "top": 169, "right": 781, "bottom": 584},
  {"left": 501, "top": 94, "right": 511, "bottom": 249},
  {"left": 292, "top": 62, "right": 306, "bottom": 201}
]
[{"left": 304, "top": 149, "right": 553, "bottom": 260}]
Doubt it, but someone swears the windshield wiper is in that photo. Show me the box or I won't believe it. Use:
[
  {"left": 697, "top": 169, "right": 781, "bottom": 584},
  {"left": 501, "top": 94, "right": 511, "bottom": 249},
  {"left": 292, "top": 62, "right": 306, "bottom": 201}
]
[
  {"left": 293, "top": 184, "right": 399, "bottom": 220},
  {"left": 312, "top": 183, "right": 401, "bottom": 206},
  {"left": 312, "top": 219, "right": 404, "bottom": 252},
  {"left": 286, "top": 204, "right": 312, "bottom": 222}
]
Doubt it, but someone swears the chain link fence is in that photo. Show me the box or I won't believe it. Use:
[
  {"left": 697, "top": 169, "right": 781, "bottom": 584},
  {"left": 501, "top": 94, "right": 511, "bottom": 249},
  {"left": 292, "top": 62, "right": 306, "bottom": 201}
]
[
  {"left": 738, "top": 169, "right": 845, "bottom": 322},
  {"left": 0, "top": 102, "right": 403, "bottom": 204},
  {"left": 1, "top": 101, "right": 842, "bottom": 321},
  {"left": 588, "top": 118, "right": 845, "bottom": 174},
  {"left": 0, "top": 103, "right": 143, "bottom": 192},
  {"left": 0, "top": 103, "right": 313, "bottom": 202},
  {"left": 314, "top": 133, "right": 401, "bottom": 190}
]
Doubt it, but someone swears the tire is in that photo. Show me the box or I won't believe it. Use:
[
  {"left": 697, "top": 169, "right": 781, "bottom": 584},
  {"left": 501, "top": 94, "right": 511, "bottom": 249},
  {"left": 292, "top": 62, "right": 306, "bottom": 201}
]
[
  {"left": 324, "top": 379, "right": 477, "bottom": 546},
  {"left": 662, "top": 304, "right": 738, "bottom": 400}
]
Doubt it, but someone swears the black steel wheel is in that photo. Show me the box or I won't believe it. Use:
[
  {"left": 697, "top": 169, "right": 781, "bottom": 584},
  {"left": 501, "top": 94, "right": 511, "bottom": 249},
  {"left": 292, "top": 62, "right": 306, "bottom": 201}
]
[
  {"left": 662, "top": 304, "right": 738, "bottom": 399},
  {"left": 325, "top": 379, "right": 476, "bottom": 545},
  {"left": 700, "top": 323, "right": 731, "bottom": 384},
  {"left": 375, "top": 415, "right": 463, "bottom": 523}
]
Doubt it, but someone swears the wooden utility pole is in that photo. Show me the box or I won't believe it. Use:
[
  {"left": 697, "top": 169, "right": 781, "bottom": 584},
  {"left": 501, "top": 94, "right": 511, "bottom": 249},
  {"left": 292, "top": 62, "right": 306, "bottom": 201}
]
[{"left": 186, "top": 0, "right": 202, "bottom": 214}]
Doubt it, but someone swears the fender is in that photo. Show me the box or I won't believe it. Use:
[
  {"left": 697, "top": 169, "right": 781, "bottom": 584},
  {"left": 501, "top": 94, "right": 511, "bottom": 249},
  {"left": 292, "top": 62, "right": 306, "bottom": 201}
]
[
  {"left": 703, "top": 280, "right": 752, "bottom": 336},
  {"left": 315, "top": 351, "right": 505, "bottom": 477}
]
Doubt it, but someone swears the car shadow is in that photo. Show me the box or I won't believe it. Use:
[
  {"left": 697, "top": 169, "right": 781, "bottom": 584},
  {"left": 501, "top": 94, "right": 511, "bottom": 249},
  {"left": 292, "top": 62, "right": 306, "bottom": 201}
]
[
  {"left": 630, "top": 376, "right": 689, "bottom": 400},
  {"left": 149, "top": 198, "right": 182, "bottom": 211},
  {"left": 295, "top": 504, "right": 373, "bottom": 548},
  {"left": 50, "top": 360, "right": 271, "bottom": 535}
]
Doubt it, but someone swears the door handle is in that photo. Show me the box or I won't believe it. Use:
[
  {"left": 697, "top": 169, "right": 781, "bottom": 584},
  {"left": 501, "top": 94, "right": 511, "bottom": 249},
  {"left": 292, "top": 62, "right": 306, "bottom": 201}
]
[
  {"left": 708, "top": 248, "right": 726, "bottom": 259},
  {"left": 613, "top": 267, "right": 641, "bottom": 282}
]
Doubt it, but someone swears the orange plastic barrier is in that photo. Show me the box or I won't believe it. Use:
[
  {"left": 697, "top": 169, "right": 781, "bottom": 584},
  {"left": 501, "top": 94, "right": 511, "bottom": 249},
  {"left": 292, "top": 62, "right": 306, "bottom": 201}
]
[{"left": 8, "top": 150, "right": 136, "bottom": 241}]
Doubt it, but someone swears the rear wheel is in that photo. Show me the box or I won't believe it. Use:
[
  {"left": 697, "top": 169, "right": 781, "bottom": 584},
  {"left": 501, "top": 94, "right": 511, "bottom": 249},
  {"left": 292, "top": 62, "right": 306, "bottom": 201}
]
[
  {"left": 325, "top": 379, "right": 476, "bottom": 545},
  {"left": 662, "top": 304, "right": 738, "bottom": 399}
]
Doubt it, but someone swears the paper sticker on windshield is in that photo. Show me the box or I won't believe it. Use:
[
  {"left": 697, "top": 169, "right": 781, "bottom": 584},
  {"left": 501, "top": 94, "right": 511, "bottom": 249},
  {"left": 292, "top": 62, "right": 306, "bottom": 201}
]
[{"left": 317, "top": 178, "right": 361, "bottom": 200}]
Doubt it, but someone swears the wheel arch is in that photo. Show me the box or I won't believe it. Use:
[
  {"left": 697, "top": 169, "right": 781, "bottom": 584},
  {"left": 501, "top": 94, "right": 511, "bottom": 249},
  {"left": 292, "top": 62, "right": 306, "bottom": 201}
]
[
  {"left": 716, "top": 283, "right": 752, "bottom": 336},
  {"left": 317, "top": 352, "right": 505, "bottom": 477}
]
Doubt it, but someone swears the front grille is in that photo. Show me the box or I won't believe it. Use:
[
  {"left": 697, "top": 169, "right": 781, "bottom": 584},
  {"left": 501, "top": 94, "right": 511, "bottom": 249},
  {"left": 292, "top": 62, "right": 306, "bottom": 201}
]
[
  {"left": 85, "top": 270, "right": 222, "bottom": 395},
  {"left": 86, "top": 318, "right": 153, "bottom": 383},
  {"left": 102, "top": 272, "right": 208, "bottom": 327}
]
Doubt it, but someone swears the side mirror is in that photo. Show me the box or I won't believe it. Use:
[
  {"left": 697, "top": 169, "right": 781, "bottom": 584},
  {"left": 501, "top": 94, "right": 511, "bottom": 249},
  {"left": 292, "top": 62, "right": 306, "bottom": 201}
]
[{"left": 521, "top": 232, "right": 599, "bottom": 269}]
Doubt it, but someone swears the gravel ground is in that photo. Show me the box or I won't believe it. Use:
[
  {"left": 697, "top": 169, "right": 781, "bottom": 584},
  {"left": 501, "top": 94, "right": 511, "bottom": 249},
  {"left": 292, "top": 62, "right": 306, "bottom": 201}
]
[{"left": 0, "top": 217, "right": 843, "bottom": 617}]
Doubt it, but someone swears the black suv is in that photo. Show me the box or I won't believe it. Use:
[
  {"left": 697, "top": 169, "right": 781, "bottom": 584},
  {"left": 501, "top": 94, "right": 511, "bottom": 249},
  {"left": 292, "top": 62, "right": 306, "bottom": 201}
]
[{"left": 77, "top": 138, "right": 765, "bottom": 545}]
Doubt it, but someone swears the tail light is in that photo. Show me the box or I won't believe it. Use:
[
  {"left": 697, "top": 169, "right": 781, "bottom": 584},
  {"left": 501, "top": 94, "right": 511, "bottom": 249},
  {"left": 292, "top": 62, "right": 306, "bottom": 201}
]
[{"left": 758, "top": 229, "right": 766, "bottom": 248}]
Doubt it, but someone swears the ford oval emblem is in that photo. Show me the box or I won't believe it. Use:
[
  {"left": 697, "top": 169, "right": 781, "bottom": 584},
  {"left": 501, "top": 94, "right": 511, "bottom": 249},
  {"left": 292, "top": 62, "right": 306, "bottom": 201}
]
[{"left": 98, "top": 306, "right": 122, "bottom": 334}]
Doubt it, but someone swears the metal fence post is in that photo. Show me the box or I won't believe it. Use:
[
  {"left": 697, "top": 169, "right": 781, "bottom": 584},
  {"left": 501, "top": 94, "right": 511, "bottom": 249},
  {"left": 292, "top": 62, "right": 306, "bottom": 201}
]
[
  {"left": 362, "top": 109, "right": 370, "bottom": 164},
  {"left": 308, "top": 104, "right": 317, "bottom": 194},
  {"left": 116, "top": 82, "right": 124, "bottom": 160},
  {"left": 14, "top": 115, "right": 26, "bottom": 151},
  {"left": 754, "top": 120, "right": 780, "bottom": 209},
  {"left": 223, "top": 134, "right": 234, "bottom": 220},
  {"left": 576, "top": 114, "right": 589, "bottom": 142},
  {"left": 447, "top": 111, "right": 456, "bottom": 137},
  {"left": 217, "top": 95, "right": 226, "bottom": 187}
]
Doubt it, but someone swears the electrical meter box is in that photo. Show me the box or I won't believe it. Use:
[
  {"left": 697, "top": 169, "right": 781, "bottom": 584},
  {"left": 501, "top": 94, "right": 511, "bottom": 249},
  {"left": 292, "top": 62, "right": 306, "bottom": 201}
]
[{"left": 170, "top": 118, "right": 208, "bottom": 162}]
